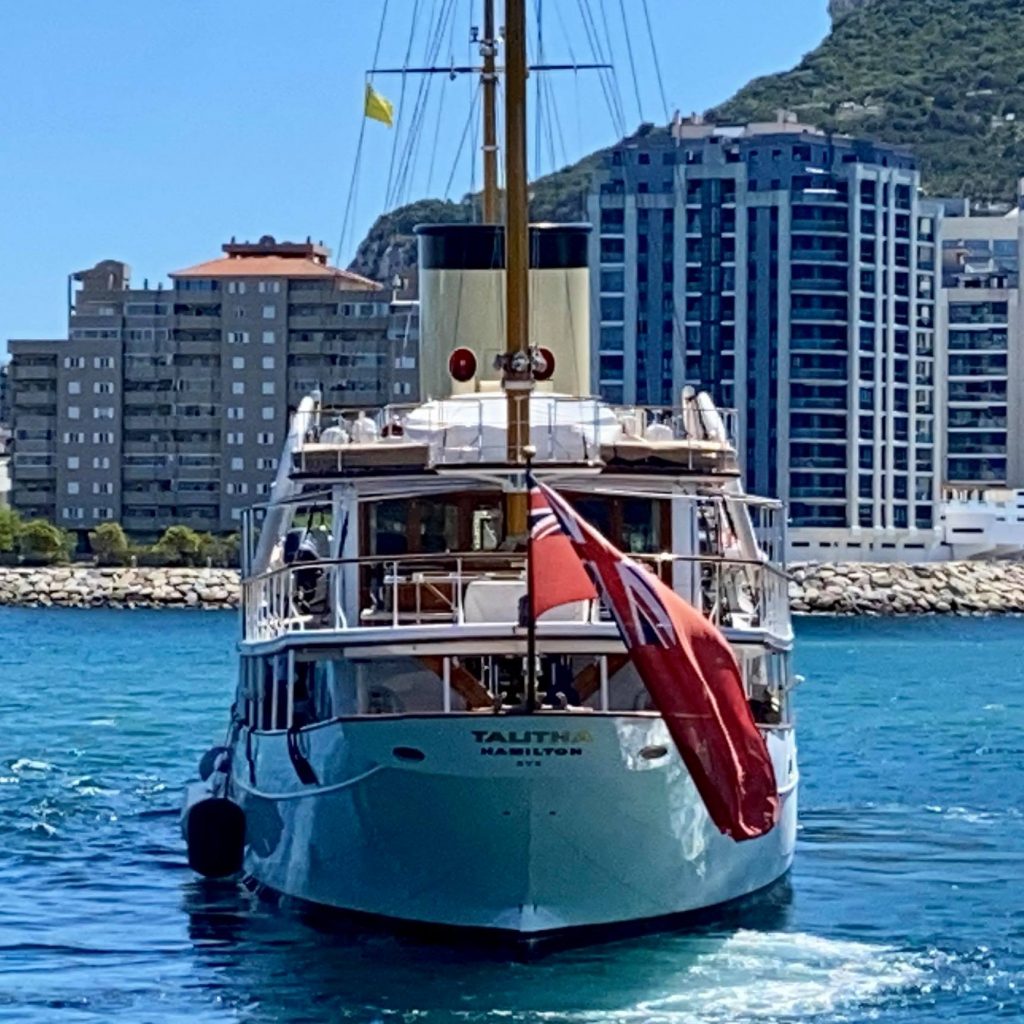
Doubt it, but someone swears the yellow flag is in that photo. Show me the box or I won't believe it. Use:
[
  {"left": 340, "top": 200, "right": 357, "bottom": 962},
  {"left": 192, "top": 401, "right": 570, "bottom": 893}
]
[{"left": 364, "top": 83, "right": 394, "bottom": 127}]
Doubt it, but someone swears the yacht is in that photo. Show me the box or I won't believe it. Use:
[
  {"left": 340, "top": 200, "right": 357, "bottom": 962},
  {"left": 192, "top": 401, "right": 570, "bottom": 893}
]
[{"left": 183, "top": 0, "right": 799, "bottom": 944}]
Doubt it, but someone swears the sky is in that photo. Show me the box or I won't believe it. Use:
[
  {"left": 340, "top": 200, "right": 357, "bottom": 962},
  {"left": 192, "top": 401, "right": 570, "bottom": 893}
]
[{"left": 0, "top": 0, "right": 830, "bottom": 356}]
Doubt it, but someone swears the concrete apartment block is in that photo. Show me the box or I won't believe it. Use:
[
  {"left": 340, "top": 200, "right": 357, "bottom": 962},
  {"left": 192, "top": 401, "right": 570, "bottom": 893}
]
[
  {"left": 7, "top": 237, "right": 419, "bottom": 538},
  {"left": 588, "top": 117, "right": 941, "bottom": 558},
  {"left": 938, "top": 208, "right": 1024, "bottom": 490}
]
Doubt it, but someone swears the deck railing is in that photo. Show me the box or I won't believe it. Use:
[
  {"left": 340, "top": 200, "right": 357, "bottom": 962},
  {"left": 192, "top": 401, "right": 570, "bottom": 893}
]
[
  {"left": 294, "top": 399, "right": 739, "bottom": 469},
  {"left": 241, "top": 551, "right": 791, "bottom": 645}
]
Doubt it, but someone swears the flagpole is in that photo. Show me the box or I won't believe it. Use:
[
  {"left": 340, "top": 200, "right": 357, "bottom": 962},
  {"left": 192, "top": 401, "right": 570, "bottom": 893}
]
[{"left": 524, "top": 446, "right": 537, "bottom": 713}]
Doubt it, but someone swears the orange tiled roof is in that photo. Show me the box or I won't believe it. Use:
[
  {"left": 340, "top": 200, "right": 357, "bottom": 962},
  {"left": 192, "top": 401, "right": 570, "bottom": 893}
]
[{"left": 169, "top": 255, "right": 380, "bottom": 288}]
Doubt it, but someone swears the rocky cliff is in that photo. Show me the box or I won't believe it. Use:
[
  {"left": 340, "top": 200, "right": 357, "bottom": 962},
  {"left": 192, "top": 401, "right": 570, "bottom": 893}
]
[{"left": 828, "top": 0, "right": 877, "bottom": 22}]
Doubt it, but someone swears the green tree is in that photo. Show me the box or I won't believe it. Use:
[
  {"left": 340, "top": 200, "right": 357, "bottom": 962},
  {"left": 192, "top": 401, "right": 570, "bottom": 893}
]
[
  {"left": 0, "top": 506, "right": 22, "bottom": 554},
  {"left": 153, "top": 525, "right": 204, "bottom": 566},
  {"left": 18, "top": 519, "right": 71, "bottom": 565},
  {"left": 89, "top": 522, "right": 131, "bottom": 566}
]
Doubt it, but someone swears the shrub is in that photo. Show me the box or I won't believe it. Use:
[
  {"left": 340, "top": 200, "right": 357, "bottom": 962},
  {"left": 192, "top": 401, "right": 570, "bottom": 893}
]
[
  {"left": 153, "top": 525, "right": 204, "bottom": 566},
  {"left": 18, "top": 519, "right": 72, "bottom": 566},
  {"left": 0, "top": 507, "right": 22, "bottom": 555},
  {"left": 89, "top": 522, "right": 131, "bottom": 566}
]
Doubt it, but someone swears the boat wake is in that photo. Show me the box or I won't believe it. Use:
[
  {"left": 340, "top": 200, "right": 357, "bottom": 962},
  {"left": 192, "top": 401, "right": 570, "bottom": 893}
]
[{"left": 615, "top": 930, "right": 925, "bottom": 1024}]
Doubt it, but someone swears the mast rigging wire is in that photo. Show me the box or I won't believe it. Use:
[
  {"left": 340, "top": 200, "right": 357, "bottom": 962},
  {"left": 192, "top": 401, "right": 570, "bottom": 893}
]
[
  {"left": 641, "top": 0, "right": 670, "bottom": 123},
  {"left": 616, "top": 0, "right": 645, "bottom": 125},
  {"left": 337, "top": 0, "right": 391, "bottom": 266},
  {"left": 383, "top": 0, "right": 423, "bottom": 208}
]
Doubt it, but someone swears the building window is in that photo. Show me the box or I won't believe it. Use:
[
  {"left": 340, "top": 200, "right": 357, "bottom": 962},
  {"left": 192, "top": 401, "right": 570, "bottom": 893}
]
[
  {"left": 93, "top": 407, "right": 115, "bottom": 419},
  {"left": 262, "top": 331, "right": 275, "bottom": 344},
  {"left": 231, "top": 457, "right": 244, "bottom": 471},
  {"left": 257, "top": 431, "right": 274, "bottom": 445},
  {"left": 227, "top": 431, "right": 244, "bottom": 445},
  {"left": 228, "top": 331, "right": 250, "bottom": 344},
  {"left": 93, "top": 382, "right": 114, "bottom": 394},
  {"left": 67, "top": 381, "right": 81, "bottom": 395},
  {"left": 262, "top": 305, "right": 276, "bottom": 319},
  {"left": 95, "top": 508, "right": 114, "bottom": 520},
  {"left": 227, "top": 407, "right": 244, "bottom": 420},
  {"left": 256, "top": 457, "right": 278, "bottom": 470},
  {"left": 261, "top": 381, "right": 275, "bottom": 395},
  {"left": 62, "top": 507, "right": 85, "bottom": 520},
  {"left": 62, "top": 431, "right": 85, "bottom": 444},
  {"left": 256, "top": 482, "right": 270, "bottom": 495},
  {"left": 94, "top": 357, "right": 114, "bottom": 369},
  {"left": 261, "top": 356, "right": 275, "bottom": 369},
  {"left": 261, "top": 406, "right": 275, "bottom": 420},
  {"left": 67, "top": 481, "right": 80, "bottom": 494},
  {"left": 93, "top": 482, "right": 113, "bottom": 495},
  {"left": 92, "top": 432, "right": 114, "bottom": 444},
  {"left": 68, "top": 406, "right": 81, "bottom": 420},
  {"left": 232, "top": 382, "right": 245, "bottom": 395},
  {"left": 92, "top": 456, "right": 110, "bottom": 469},
  {"left": 63, "top": 356, "right": 85, "bottom": 369},
  {"left": 232, "top": 356, "right": 245, "bottom": 369}
]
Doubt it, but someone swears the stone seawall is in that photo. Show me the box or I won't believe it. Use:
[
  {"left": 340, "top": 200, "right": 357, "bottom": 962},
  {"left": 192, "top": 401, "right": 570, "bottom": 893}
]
[
  {"left": 0, "top": 567, "right": 240, "bottom": 609},
  {"left": 789, "top": 561, "right": 1024, "bottom": 616},
  {"left": 3, "top": 562, "right": 1024, "bottom": 615}
]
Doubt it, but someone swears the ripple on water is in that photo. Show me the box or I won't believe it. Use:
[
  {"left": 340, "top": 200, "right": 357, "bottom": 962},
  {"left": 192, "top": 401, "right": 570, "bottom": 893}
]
[{"left": 0, "top": 611, "right": 1023, "bottom": 1023}]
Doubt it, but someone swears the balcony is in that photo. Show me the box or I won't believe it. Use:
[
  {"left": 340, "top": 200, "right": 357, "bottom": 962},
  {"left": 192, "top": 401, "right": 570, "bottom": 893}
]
[
  {"left": 790, "top": 278, "right": 849, "bottom": 294},
  {"left": 948, "top": 358, "right": 1007, "bottom": 378},
  {"left": 947, "top": 384, "right": 1008, "bottom": 403},
  {"left": 789, "top": 338, "right": 848, "bottom": 354},
  {"left": 790, "top": 396, "right": 847, "bottom": 411},
  {"left": 14, "top": 390, "right": 57, "bottom": 408},
  {"left": 791, "top": 248, "right": 848, "bottom": 265},
  {"left": 789, "top": 486, "right": 846, "bottom": 499},
  {"left": 791, "top": 219, "right": 848, "bottom": 235},
  {"left": 10, "top": 365, "right": 56, "bottom": 381},
  {"left": 790, "top": 426, "right": 847, "bottom": 440},
  {"left": 790, "top": 307, "right": 848, "bottom": 323}
]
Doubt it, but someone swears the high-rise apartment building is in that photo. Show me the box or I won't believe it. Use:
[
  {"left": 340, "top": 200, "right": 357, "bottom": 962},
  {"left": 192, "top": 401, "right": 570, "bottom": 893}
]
[
  {"left": 939, "top": 210, "right": 1024, "bottom": 489},
  {"left": 589, "top": 118, "right": 942, "bottom": 555},
  {"left": 8, "top": 237, "right": 418, "bottom": 535},
  {"left": 0, "top": 362, "right": 10, "bottom": 434}
]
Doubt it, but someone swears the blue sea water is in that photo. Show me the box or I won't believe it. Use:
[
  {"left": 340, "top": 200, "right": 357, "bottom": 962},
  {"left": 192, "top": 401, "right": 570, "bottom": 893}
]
[{"left": 0, "top": 608, "right": 1021, "bottom": 1024}]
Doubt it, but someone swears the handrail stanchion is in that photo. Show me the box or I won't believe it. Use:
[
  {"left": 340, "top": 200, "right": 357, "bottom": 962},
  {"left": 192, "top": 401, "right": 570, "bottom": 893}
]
[{"left": 391, "top": 559, "right": 399, "bottom": 629}]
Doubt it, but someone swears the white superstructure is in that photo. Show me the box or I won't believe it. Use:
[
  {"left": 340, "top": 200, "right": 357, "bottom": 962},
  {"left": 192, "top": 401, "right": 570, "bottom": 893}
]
[{"left": 189, "top": 384, "right": 799, "bottom": 943}]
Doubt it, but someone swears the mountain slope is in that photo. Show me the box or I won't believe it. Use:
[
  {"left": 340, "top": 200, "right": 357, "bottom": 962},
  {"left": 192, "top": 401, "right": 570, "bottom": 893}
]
[
  {"left": 351, "top": 0, "right": 1024, "bottom": 278},
  {"left": 712, "top": 0, "right": 1024, "bottom": 204},
  {"left": 349, "top": 137, "right": 628, "bottom": 280}
]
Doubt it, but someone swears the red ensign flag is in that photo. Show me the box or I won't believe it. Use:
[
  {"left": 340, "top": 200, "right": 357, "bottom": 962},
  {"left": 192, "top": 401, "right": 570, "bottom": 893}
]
[{"left": 529, "top": 477, "right": 778, "bottom": 841}]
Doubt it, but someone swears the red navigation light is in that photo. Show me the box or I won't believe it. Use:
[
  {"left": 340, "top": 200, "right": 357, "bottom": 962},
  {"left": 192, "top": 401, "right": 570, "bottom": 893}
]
[
  {"left": 449, "top": 347, "right": 477, "bottom": 382},
  {"left": 533, "top": 347, "right": 556, "bottom": 381}
]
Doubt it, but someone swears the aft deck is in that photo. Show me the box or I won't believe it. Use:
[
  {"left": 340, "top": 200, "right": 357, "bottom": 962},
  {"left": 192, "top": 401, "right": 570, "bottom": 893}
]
[{"left": 240, "top": 550, "right": 792, "bottom": 651}]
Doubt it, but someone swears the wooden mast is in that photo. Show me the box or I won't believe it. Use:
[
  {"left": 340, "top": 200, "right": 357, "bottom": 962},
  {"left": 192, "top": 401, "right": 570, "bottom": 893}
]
[
  {"left": 503, "top": 0, "right": 532, "bottom": 537},
  {"left": 481, "top": 0, "right": 499, "bottom": 222}
]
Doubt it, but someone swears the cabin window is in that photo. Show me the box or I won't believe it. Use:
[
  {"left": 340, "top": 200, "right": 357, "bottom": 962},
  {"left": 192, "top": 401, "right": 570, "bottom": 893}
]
[{"left": 565, "top": 494, "right": 667, "bottom": 556}]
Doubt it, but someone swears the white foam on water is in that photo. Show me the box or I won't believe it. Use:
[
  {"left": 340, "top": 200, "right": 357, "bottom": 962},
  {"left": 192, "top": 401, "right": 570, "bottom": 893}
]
[
  {"left": 9, "top": 759, "right": 54, "bottom": 774},
  {"left": 534, "top": 931, "right": 925, "bottom": 1024}
]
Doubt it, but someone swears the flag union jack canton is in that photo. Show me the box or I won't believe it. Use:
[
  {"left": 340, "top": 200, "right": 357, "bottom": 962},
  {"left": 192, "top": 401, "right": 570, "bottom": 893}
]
[{"left": 528, "top": 476, "right": 778, "bottom": 841}]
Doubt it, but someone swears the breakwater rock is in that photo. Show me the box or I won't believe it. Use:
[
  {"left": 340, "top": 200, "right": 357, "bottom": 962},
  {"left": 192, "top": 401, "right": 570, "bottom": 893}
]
[
  {"left": 0, "top": 567, "right": 240, "bottom": 610},
  {"left": 790, "top": 561, "right": 1024, "bottom": 616},
  {"left": 2, "top": 562, "right": 1024, "bottom": 615}
]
